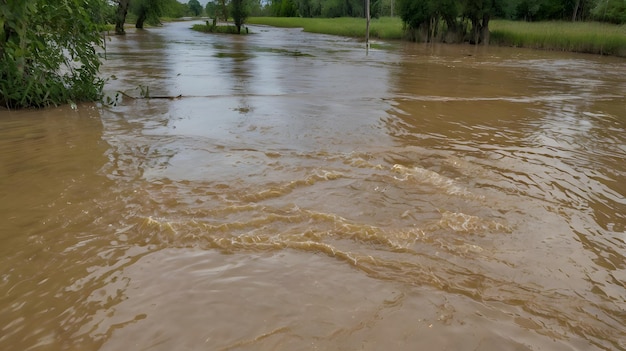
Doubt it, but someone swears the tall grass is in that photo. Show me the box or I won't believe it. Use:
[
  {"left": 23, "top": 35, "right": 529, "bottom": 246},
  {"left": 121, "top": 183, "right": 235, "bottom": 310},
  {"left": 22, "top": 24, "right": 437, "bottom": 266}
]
[
  {"left": 246, "top": 17, "right": 626, "bottom": 56},
  {"left": 247, "top": 17, "right": 404, "bottom": 40},
  {"left": 490, "top": 20, "right": 626, "bottom": 56}
]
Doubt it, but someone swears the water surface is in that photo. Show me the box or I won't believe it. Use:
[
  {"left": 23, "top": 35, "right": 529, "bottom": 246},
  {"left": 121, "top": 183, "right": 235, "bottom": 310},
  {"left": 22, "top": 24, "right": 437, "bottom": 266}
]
[{"left": 1, "top": 21, "right": 625, "bottom": 350}]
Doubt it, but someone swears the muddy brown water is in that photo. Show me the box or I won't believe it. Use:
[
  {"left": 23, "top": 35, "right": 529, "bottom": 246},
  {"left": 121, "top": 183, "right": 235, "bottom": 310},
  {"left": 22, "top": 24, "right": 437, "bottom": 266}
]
[{"left": 1, "top": 21, "right": 625, "bottom": 350}]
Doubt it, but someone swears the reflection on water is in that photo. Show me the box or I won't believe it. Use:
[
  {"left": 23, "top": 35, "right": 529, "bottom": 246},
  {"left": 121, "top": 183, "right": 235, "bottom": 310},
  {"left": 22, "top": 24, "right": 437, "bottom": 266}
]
[{"left": 1, "top": 21, "right": 625, "bottom": 350}]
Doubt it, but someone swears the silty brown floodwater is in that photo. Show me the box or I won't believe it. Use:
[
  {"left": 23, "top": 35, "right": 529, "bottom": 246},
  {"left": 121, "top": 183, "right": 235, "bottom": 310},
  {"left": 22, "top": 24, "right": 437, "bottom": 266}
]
[{"left": 1, "top": 20, "right": 625, "bottom": 350}]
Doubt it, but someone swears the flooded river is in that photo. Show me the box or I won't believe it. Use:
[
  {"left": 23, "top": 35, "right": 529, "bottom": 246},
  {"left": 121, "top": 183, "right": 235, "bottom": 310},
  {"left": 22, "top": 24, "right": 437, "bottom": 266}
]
[{"left": 1, "top": 21, "right": 625, "bottom": 350}]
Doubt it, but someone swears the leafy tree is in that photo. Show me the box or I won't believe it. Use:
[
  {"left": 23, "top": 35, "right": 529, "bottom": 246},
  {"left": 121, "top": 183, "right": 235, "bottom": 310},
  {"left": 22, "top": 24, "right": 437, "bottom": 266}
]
[
  {"left": 131, "top": 0, "right": 166, "bottom": 28},
  {"left": 280, "top": 0, "right": 298, "bottom": 16},
  {"left": 248, "top": 0, "right": 266, "bottom": 16},
  {"left": 294, "top": 0, "right": 322, "bottom": 16},
  {"left": 515, "top": 0, "right": 542, "bottom": 20},
  {"left": 397, "top": 0, "right": 434, "bottom": 34},
  {"left": 592, "top": 0, "right": 626, "bottom": 23},
  {"left": 218, "top": 0, "right": 229, "bottom": 20},
  {"left": 463, "top": 0, "right": 504, "bottom": 45},
  {"left": 188, "top": 0, "right": 204, "bottom": 16},
  {"left": 397, "top": 0, "right": 460, "bottom": 42},
  {"left": 0, "top": 0, "right": 104, "bottom": 108},
  {"left": 114, "top": 0, "right": 131, "bottom": 34},
  {"left": 206, "top": 1, "right": 218, "bottom": 17},
  {"left": 512, "top": 0, "right": 598, "bottom": 21},
  {"left": 84, "top": 0, "right": 117, "bottom": 26},
  {"left": 163, "top": 0, "right": 189, "bottom": 18},
  {"left": 231, "top": 0, "right": 250, "bottom": 33}
]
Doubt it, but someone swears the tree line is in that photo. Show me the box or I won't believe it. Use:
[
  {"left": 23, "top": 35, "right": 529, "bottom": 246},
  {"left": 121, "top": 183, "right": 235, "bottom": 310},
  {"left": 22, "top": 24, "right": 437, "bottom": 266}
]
[
  {"left": 256, "top": 0, "right": 624, "bottom": 23},
  {"left": 110, "top": 0, "right": 205, "bottom": 34},
  {"left": 395, "top": 0, "right": 625, "bottom": 44},
  {"left": 258, "top": 0, "right": 624, "bottom": 43}
]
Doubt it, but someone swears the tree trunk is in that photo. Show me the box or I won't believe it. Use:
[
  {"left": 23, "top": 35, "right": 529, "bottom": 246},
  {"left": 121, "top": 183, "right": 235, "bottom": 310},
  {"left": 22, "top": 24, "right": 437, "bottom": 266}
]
[
  {"left": 471, "top": 17, "right": 480, "bottom": 45},
  {"left": 115, "top": 0, "right": 130, "bottom": 35},
  {"left": 481, "top": 13, "right": 490, "bottom": 46},
  {"left": 572, "top": 0, "right": 580, "bottom": 21},
  {"left": 136, "top": 10, "right": 146, "bottom": 29}
]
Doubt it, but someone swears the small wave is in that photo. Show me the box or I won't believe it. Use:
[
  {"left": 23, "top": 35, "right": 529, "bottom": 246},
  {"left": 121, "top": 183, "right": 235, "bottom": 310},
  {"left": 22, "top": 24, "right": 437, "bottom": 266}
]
[
  {"left": 133, "top": 209, "right": 426, "bottom": 253},
  {"left": 236, "top": 169, "right": 344, "bottom": 202},
  {"left": 391, "top": 164, "right": 484, "bottom": 201},
  {"left": 435, "top": 210, "right": 512, "bottom": 234}
]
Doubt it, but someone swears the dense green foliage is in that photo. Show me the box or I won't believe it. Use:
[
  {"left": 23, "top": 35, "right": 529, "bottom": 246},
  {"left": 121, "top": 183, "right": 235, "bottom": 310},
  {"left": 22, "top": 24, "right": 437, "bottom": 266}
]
[
  {"left": 394, "top": 0, "right": 625, "bottom": 43},
  {"left": 205, "top": 0, "right": 266, "bottom": 19},
  {"left": 199, "top": 0, "right": 626, "bottom": 28},
  {"left": 115, "top": 0, "right": 213, "bottom": 33},
  {"left": 162, "top": 0, "right": 191, "bottom": 18},
  {"left": 188, "top": 0, "right": 204, "bottom": 16},
  {"left": 267, "top": 0, "right": 370, "bottom": 17},
  {"left": 591, "top": 0, "right": 626, "bottom": 23},
  {"left": 394, "top": 0, "right": 501, "bottom": 43},
  {"left": 513, "top": 0, "right": 592, "bottom": 21},
  {"left": 242, "top": 0, "right": 625, "bottom": 24},
  {"left": 131, "top": 0, "right": 166, "bottom": 28},
  {"left": 0, "top": 0, "right": 105, "bottom": 108},
  {"left": 231, "top": 0, "right": 250, "bottom": 33}
]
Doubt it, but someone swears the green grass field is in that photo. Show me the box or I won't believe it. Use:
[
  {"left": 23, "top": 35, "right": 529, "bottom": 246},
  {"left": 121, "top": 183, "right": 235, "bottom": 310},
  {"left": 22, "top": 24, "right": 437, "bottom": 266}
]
[
  {"left": 247, "top": 17, "right": 405, "bottom": 40},
  {"left": 490, "top": 20, "right": 626, "bottom": 56},
  {"left": 246, "top": 17, "right": 626, "bottom": 56}
]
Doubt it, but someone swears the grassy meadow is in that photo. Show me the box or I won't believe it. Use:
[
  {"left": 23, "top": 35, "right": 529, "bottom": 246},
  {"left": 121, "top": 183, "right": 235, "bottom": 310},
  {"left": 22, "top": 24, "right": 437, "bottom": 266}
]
[
  {"left": 247, "top": 16, "right": 405, "bottom": 40},
  {"left": 246, "top": 16, "right": 626, "bottom": 56},
  {"left": 490, "top": 20, "right": 626, "bottom": 56}
]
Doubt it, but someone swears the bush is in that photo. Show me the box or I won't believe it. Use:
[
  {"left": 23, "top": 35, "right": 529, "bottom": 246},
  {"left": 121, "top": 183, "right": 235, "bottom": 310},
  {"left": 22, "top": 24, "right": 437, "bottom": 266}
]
[{"left": 0, "top": 0, "right": 105, "bottom": 109}]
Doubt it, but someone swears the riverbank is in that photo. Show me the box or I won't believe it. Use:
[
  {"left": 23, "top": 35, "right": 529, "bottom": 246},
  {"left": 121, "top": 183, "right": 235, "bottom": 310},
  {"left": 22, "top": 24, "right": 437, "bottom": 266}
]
[{"left": 247, "top": 17, "right": 626, "bottom": 57}]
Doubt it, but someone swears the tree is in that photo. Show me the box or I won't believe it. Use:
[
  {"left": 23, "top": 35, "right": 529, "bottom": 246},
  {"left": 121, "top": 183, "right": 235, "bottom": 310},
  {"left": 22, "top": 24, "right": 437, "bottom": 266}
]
[
  {"left": 218, "top": 0, "right": 229, "bottom": 20},
  {"left": 84, "top": 0, "right": 116, "bottom": 26},
  {"left": 592, "top": 0, "right": 626, "bottom": 23},
  {"left": 131, "top": 0, "right": 165, "bottom": 28},
  {"left": 188, "top": 0, "right": 204, "bottom": 16},
  {"left": 231, "top": 0, "right": 250, "bottom": 33},
  {"left": 463, "top": 0, "right": 503, "bottom": 45},
  {"left": 163, "top": 0, "right": 189, "bottom": 18},
  {"left": 114, "top": 0, "right": 131, "bottom": 34},
  {"left": 280, "top": 0, "right": 298, "bottom": 16},
  {"left": 0, "top": 0, "right": 104, "bottom": 108},
  {"left": 294, "top": 0, "right": 322, "bottom": 16},
  {"left": 397, "top": 0, "right": 434, "bottom": 40},
  {"left": 397, "top": 0, "right": 459, "bottom": 42},
  {"left": 206, "top": 1, "right": 218, "bottom": 17}
]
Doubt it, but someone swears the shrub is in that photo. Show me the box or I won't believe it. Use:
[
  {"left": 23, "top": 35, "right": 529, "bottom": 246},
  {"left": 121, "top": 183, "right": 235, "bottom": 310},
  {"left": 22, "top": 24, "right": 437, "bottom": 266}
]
[{"left": 0, "top": 0, "right": 105, "bottom": 109}]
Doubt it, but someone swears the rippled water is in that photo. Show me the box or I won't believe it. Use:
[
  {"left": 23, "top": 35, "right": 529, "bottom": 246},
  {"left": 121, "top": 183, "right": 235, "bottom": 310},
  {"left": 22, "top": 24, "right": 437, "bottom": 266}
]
[{"left": 1, "top": 21, "right": 625, "bottom": 350}]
